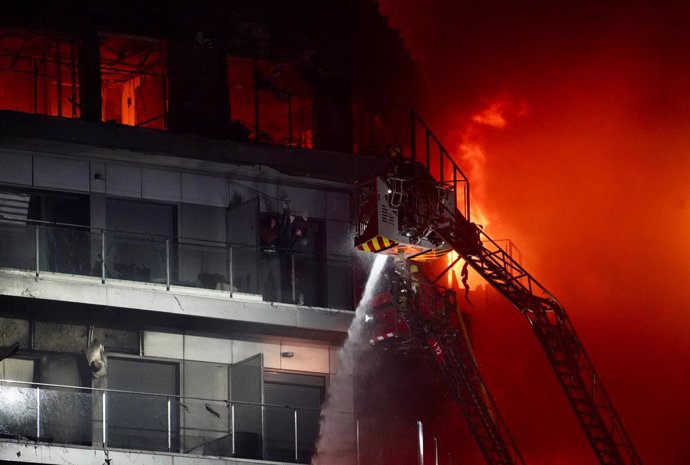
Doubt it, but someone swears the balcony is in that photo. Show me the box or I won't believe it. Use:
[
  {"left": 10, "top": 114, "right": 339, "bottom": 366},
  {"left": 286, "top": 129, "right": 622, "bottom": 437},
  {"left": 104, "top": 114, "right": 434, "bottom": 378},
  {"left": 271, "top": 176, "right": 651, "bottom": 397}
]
[
  {"left": 0, "top": 220, "right": 356, "bottom": 336},
  {"left": 0, "top": 379, "right": 349, "bottom": 465}
]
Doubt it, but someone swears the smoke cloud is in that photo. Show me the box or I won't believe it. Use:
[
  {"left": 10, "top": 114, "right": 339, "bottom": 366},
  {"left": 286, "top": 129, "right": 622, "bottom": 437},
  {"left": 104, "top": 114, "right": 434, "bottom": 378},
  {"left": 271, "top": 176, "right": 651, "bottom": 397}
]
[{"left": 379, "top": 1, "right": 690, "bottom": 464}]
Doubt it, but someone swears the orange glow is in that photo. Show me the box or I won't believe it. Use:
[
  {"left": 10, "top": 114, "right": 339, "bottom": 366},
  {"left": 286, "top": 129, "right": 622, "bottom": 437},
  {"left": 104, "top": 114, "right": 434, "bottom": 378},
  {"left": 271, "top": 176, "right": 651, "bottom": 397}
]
[
  {"left": 378, "top": 1, "right": 690, "bottom": 462},
  {"left": 444, "top": 97, "right": 527, "bottom": 289},
  {"left": 228, "top": 57, "right": 313, "bottom": 148},
  {"left": 471, "top": 96, "right": 528, "bottom": 129},
  {"left": 458, "top": 138, "right": 491, "bottom": 227},
  {"left": 458, "top": 95, "right": 528, "bottom": 228},
  {"left": 471, "top": 102, "right": 508, "bottom": 128},
  {"left": 374, "top": 2, "right": 690, "bottom": 463},
  {"left": 0, "top": 30, "right": 80, "bottom": 118},
  {"left": 100, "top": 35, "right": 167, "bottom": 129},
  {"left": 444, "top": 251, "right": 486, "bottom": 290}
]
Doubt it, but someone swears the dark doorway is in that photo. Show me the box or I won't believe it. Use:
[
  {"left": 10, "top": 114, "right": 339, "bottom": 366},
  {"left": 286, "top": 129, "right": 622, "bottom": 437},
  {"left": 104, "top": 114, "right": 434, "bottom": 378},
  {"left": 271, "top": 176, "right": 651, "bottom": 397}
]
[
  {"left": 264, "top": 371, "right": 324, "bottom": 463},
  {"left": 106, "top": 357, "right": 179, "bottom": 452}
]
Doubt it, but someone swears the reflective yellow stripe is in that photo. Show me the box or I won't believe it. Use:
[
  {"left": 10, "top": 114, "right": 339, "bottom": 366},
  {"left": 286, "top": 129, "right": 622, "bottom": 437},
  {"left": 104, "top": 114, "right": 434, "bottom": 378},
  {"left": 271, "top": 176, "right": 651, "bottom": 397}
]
[{"left": 356, "top": 235, "right": 397, "bottom": 253}]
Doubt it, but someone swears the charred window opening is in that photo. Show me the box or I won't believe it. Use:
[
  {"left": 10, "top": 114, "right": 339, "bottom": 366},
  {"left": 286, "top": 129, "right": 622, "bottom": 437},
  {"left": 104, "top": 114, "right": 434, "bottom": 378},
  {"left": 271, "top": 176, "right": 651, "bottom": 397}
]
[
  {"left": 100, "top": 35, "right": 167, "bottom": 129},
  {"left": 352, "top": 101, "right": 410, "bottom": 157},
  {"left": 0, "top": 30, "right": 80, "bottom": 118},
  {"left": 228, "top": 56, "right": 313, "bottom": 148}
]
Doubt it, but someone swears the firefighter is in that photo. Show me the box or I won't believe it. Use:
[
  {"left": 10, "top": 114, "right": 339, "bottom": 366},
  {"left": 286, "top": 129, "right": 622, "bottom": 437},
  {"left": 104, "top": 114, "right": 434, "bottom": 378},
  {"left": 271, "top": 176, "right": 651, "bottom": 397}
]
[
  {"left": 289, "top": 223, "right": 309, "bottom": 305},
  {"left": 277, "top": 201, "right": 309, "bottom": 304},
  {"left": 386, "top": 145, "right": 413, "bottom": 178},
  {"left": 409, "top": 262, "right": 421, "bottom": 293}
]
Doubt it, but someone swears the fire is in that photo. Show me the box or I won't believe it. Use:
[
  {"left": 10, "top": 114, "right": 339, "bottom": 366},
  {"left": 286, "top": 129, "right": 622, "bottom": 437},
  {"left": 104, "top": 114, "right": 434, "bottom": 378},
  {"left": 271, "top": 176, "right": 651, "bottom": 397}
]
[
  {"left": 470, "top": 96, "right": 528, "bottom": 129},
  {"left": 446, "top": 96, "right": 527, "bottom": 288},
  {"left": 471, "top": 101, "right": 508, "bottom": 128},
  {"left": 458, "top": 139, "right": 491, "bottom": 227}
]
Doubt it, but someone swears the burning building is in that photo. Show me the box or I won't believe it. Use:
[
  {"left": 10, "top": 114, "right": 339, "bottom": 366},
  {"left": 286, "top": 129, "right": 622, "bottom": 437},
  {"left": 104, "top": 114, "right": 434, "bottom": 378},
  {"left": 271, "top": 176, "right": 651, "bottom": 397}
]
[
  {"left": 0, "top": 1, "right": 652, "bottom": 465},
  {"left": 0, "top": 1, "right": 443, "bottom": 465}
]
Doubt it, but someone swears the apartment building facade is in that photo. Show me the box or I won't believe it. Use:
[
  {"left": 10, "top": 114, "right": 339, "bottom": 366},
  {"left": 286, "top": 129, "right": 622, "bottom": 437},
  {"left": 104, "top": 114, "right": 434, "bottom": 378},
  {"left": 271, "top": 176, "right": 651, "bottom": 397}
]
[{"left": 0, "top": 2, "right": 425, "bottom": 465}]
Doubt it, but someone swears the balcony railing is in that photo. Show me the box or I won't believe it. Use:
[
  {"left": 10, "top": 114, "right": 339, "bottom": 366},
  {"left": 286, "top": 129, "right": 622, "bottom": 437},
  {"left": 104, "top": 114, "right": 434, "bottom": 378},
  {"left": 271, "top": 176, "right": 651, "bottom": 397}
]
[
  {"left": 0, "top": 219, "right": 356, "bottom": 310},
  {"left": 0, "top": 379, "right": 457, "bottom": 465},
  {"left": 0, "top": 379, "right": 332, "bottom": 463}
]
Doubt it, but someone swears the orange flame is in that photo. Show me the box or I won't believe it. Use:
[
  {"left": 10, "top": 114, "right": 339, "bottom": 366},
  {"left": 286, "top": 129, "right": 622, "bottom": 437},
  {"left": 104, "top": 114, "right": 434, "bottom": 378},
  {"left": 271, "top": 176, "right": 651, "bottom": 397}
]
[{"left": 446, "top": 96, "right": 528, "bottom": 288}]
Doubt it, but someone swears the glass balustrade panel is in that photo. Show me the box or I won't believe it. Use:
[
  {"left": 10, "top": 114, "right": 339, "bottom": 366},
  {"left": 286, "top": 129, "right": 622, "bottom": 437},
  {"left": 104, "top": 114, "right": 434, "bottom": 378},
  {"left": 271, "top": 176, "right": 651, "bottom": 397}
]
[
  {"left": 38, "top": 227, "right": 102, "bottom": 278},
  {"left": 0, "top": 222, "right": 35, "bottom": 271},
  {"left": 104, "top": 232, "right": 167, "bottom": 285},
  {"left": 173, "top": 242, "right": 229, "bottom": 291},
  {"left": 0, "top": 383, "right": 38, "bottom": 440}
]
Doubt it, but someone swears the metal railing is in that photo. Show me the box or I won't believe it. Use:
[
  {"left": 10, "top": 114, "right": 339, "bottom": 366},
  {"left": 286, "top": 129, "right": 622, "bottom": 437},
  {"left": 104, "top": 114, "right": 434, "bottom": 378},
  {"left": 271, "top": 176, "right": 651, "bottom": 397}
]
[
  {"left": 0, "top": 382, "right": 459, "bottom": 465},
  {"left": 409, "top": 109, "right": 471, "bottom": 220},
  {"left": 0, "top": 218, "right": 356, "bottom": 310},
  {"left": 353, "top": 417, "right": 454, "bottom": 465},
  {"left": 352, "top": 106, "right": 471, "bottom": 220},
  {"left": 0, "top": 379, "right": 322, "bottom": 463}
]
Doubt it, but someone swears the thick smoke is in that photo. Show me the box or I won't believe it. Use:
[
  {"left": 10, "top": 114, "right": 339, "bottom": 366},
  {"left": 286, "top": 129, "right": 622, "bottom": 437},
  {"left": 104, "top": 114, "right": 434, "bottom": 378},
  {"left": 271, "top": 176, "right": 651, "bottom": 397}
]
[{"left": 379, "top": 1, "right": 690, "bottom": 464}]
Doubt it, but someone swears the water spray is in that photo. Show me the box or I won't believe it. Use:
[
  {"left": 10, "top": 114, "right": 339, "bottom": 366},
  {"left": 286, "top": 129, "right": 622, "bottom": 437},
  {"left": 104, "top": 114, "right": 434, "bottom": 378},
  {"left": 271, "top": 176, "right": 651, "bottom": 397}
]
[{"left": 312, "top": 254, "right": 389, "bottom": 465}]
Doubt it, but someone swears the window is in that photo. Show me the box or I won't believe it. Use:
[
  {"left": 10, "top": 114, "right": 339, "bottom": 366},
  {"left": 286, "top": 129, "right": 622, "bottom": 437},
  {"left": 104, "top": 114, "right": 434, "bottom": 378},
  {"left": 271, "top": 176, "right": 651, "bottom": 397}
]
[
  {"left": 0, "top": 189, "right": 93, "bottom": 276},
  {"left": 0, "top": 30, "right": 80, "bottom": 118},
  {"left": 105, "top": 198, "right": 176, "bottom": 283},
  {"left": 100, "top": 35, "right": 167, "bottom": 129},
  {"left": 228, "top": 57, "right": 313, "bottom": 148},
  {"left": 352, "top": 100, "right": 410, "bottom": 156}
]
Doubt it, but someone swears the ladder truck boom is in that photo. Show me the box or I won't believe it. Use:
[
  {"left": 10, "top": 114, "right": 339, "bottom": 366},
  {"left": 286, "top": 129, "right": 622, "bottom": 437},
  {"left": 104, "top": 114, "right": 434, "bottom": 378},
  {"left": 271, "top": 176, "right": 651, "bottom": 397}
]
[
  {"left": 355, "top": 169, "right": 644, "bottom": 465},
  {"left": 436, "top": 205, "right": 643, "bottom": 465},
  {"left": 366, "top": 263, "right": 526, "bottom": 465}
]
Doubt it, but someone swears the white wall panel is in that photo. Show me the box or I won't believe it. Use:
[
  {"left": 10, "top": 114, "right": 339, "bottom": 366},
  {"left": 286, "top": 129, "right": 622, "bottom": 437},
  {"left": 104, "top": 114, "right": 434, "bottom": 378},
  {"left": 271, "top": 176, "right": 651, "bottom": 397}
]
[
  {"left": 279, "top": 341, "right": 329, "bottom": 373},
  {"left": 232, "top": 340, "right": 280, "bottom": 368},
  {"left": 143, "top": 331, "right": 183, "bottom": 359},
  {"left": 34, "top": 156, "right": 89, "bottom": 191},
  {"left": 106, "top": 164, "right": 142, "bottom": 198},
  {"left": 142, "top": 168, "right": 181, "bottom": 202},
  {"left": 0, "top": 151, "right": 32, "bottom": 186},
  {"left": 0, "top": 358, "right": 34, "bottom": 381},
  {"left": 184, "top": 335, "right": 232, "bottom": 364},
  {"left": 182, "top": 173, "right": 228, "bottom": 207}
]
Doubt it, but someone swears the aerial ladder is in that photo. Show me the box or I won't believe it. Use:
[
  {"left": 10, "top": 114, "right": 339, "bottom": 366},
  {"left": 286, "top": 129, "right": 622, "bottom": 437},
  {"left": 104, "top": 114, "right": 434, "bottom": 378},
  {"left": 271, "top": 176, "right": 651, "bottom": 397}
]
[
  {"left": 355, "top": 152, "right": 644, "bottom": 465},
  {"left": 367, "top": 262, "right": 525, "bottom": 465}
]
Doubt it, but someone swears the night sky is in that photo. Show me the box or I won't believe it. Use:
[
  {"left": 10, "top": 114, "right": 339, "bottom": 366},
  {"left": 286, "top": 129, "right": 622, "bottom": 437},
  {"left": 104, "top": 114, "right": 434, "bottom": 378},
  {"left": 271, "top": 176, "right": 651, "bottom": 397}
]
[{"left": 378, "top": 1, "right": 690, "bottom": 464}]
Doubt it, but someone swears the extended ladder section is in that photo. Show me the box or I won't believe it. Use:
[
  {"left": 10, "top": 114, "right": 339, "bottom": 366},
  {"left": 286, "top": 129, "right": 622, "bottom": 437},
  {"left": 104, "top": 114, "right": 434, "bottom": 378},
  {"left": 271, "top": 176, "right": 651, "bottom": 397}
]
[
  {"left": 428, "top": 308, "right": 526, "bottom": 465},
  {"left": 434, "top": 205, "right": 643, "bottom": 465},
  {"left": 398, "top": 268, "right": 526, "bottom": 465},
  {"left": 368, "top": 266, "right": 525, "bottom": 465}
]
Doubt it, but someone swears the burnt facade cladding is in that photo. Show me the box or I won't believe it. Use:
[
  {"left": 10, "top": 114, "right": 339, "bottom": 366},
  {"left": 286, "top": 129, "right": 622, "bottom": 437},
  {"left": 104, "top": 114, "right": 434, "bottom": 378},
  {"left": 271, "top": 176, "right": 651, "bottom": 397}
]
[{"left": 0, "top": 2, "right": 426, "bottom": 465}]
